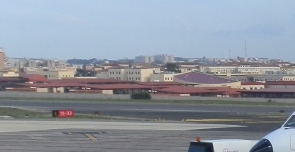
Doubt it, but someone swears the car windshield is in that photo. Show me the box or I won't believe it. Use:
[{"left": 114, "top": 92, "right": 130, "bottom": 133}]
[{"left": 284, "top": 115, "right": 295, "bottom": 127}]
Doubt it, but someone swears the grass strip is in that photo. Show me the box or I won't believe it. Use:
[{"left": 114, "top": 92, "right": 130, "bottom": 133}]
[{"left": 0, "top": 97, "right": 294, "bottom": 107}]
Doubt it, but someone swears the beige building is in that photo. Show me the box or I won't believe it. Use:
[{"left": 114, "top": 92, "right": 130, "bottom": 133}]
[
  {"left": 126, "top": 68, "right": 154, "bottom": 82},
  {"left": 0, "top": 48, "right": 6, "bottom": 70},
  {"left": 0, "top": 71, "right": 19, "bottom": 77},
  {"left": 282, "top": 76, "right": 295, "bottom": 81},
  {"left": 26, "top": 70, "right": 75, "bottom": 79},
  {"left": 107, "top": 68, "right": 154, "bottom": 82},
  {"left": 150, "top": 73, "right": 175, "bottom": 82},
  {"left": 108, "top": 68, "right": 126, "bottom": 80}
]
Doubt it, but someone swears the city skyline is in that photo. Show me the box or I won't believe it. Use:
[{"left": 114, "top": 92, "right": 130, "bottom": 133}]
[{"left": 0, "top": 1, "right": 295, "bottom": 61}]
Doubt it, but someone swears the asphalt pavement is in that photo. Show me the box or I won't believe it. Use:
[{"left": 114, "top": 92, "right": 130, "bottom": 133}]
[{"left": 0, "top": 100, "right": 292, "bottom": 152}]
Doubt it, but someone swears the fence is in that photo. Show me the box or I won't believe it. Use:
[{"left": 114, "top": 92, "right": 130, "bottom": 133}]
[{"left": 0, "top": 91, "right": 295, "bottom": 104}]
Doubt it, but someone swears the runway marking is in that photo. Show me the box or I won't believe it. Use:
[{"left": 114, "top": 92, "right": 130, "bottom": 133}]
[
  {"left": 62, "top": 132, "right": 105, "bottom": 141},
  {"left": 84, "top": 134, "right": 97, "bottom": 141}
]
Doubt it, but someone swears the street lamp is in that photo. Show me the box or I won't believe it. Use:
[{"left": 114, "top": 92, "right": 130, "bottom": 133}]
[
  {"left": 151, "top": 75, "right": 159, "bottom": 94},
  {"left": 184, "top": 75, "right": 188, "bottom": 94},
  {"left": 225, "top": 80, "right": 231, "bottom": 97}
]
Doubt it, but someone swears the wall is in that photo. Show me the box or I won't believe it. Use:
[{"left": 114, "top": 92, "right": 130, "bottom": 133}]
[
  {"left": 241, "top": 85, "right": 265, "bottom": 90},
  {"left": 102, "top": 90, "right": 113, "bottom": 94},
  {"left": 108, "top": 69, "right": 126, "bottom": 80},
  {"left": 150, "top": 73, "right": 175, "bottom": 82},
  {"left": 126, "top": 69, "right": 154, "bottom": 82},
  {"left": 36, "top": 88, "right": 48, "bottom": 93}
]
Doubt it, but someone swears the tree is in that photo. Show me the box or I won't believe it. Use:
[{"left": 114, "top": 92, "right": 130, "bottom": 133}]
[{"left": 164, "top": 63, "right": 181, "bottom": 73}]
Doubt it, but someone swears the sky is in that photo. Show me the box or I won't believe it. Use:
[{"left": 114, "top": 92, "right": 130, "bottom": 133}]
[{"left": 0, "top": 0, "right": 295, "bottom": 61}]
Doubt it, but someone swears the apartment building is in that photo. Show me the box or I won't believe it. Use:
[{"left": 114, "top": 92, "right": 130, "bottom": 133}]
[
  {"left": 207, "top": 66, "right": 237, "bottom": 73},
  {"left": 154, "top": 54, "right": 174, "bottom": 63},
  {"left": 134, "top": 56, "right": 154, "bottom": 63},
  {"left": 150, "top": 73, "right": 175, "bottom": 82},
  {"left": 177, "top": 63, "right": 200, "bottom": 73},
  {"left": 205, "top": 64, "right": 280, "bottom": 75},
  {"left": 45, "top": 59, "right": 66, "bottom": 68},
  {"left": 107, "top": 68, "right": 154, "bottom": 82},
  {"left": 237, "top": 65, "right": 280, "bottom": 74},
  {"left": 108, "top": 68, "right": 126, "bottom": 80},
  {"left": 26, "top": 70, "right": 75, "bottom": 79},
  {"left": 126, "top": 68, "right": 154, "bottom": 82},
  {"left": 0, "top": 48, "right": 6, "bottom": 70}
]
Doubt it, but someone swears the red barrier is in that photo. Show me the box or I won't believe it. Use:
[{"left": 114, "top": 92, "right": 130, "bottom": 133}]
[{"left": 57, "top": 110, "right": 74, "bottom": 118}]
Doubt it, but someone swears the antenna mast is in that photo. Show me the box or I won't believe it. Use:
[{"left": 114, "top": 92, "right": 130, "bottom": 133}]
[{"left": 245, "top": 41, "right": 247, "bottom": 59}]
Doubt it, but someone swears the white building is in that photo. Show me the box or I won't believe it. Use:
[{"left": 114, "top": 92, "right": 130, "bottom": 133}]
[
  {"left": 206, "top": 65, "right": 280, "bottom": 75},
  {"left": 134, "top": 56, "right": 154, "bottom": 63},
  {"left": 153, "top": 54, "right": 174, "bottom": 63}
]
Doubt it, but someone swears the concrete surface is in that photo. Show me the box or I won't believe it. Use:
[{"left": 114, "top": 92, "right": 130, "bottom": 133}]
[
  {"left": 0, "top": 120, "right": 244, "bottom": 133},
  {"left": 0, "top": 120, "right": 262, "bottom": 152}
]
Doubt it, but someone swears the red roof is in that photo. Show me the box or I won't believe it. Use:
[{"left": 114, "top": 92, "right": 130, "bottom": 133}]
[
  {"left": 155, "top": 86, "right": 241, "bottom": 95},
  {"left": 87, "top": 84, "right": 151, "bottom": 90},
  {"left": 19, "top": 74, "right": 48, "bottom": 82},
  {"left": 241, "top": 82, "right": 265, "bottom": 85},
  {"left": 0, "top": 77, "right": 22, "bottom": 82},
  {"left": 137, "top": 82, "right": 182, "bottom": 86},
  {"left": 47, "top": 78, "right": 128, "bottom": 84},
  {"left": 265, "top": 81, "right": 295, "bottom": 85},
  {"left": 19, "top": 83, "right": 84, "bottom": 88}
]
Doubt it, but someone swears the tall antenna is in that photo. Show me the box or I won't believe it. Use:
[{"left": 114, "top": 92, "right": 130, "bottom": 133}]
[
  {"left": 229, "top": 50, "right": 231, "bottom": 59},
  {"left": 245, "top": 41, "right": 247, "bottom": 60}
]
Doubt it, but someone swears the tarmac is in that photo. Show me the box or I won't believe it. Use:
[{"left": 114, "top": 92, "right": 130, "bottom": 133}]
[
  {"left": 0, "top": 120, "right": 260, "bottom": 152},
  {"left": 0, "top": 100, "right": 291, "bottom": 152}
]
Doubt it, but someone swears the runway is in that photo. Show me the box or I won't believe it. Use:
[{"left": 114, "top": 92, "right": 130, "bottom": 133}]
[
  {"left": 0, "top": 100, "right": 292, "bottom": 151},
  {"left": 0, "top": 120, "right": 262, "bottom": 152}
]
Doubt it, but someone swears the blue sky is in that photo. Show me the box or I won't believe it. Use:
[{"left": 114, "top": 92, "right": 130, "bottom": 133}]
[{"left": 0, "top": 0, "right": 295, "bottom": 61}]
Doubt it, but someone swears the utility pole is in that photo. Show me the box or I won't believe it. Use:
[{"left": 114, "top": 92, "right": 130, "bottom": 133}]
[{"left": 245, "top": 41, "right": 247, "bottom": 60}]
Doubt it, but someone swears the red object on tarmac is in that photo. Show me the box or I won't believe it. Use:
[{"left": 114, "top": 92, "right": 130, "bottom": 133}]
[{"left": 57, "top": 110, "right": 74, "bottom": 118}]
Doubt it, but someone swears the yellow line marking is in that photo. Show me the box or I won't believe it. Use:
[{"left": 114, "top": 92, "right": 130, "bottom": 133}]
[{"left": 84, "top": 134, "right": 97, "bottom": 141}]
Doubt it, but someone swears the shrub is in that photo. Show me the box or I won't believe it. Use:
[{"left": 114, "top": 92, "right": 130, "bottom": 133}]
[{"left": 130, "top": 92, "right": 152, "bottom": 100}]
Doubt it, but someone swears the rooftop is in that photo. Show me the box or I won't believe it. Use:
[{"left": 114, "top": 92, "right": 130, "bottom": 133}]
[
  {"left": 241, "top": 82, "right": 265, "bottom": 85},
  {"left": 174, "top": 72, "right": 236, "bottom": 84}
]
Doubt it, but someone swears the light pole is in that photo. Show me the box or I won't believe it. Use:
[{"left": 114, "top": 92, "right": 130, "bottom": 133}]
[
  {"left": 225, "top": 80, "right": 230, "bottom": 97},
  {"left": 151, "top": 75, "right": 159, "bottom": 94},
  {"left": 184, "top": 75, "right": 188, "bottom": 94}
]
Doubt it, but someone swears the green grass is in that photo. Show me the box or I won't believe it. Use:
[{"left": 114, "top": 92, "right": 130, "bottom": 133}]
[
  {"left": 0, "top": 107, "right": 49, "bottom": 118},
  {"left": 0, "top": 107, "right": 146, "bottom": 120},
  {"left": 0, "top": 97, "right": 294, "bottom": 107}
]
